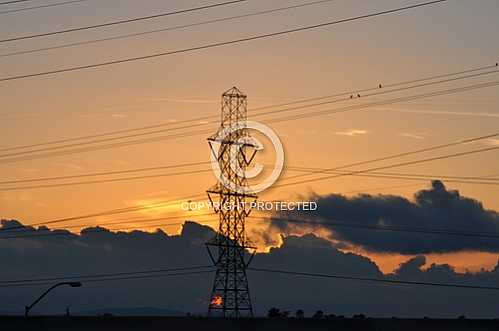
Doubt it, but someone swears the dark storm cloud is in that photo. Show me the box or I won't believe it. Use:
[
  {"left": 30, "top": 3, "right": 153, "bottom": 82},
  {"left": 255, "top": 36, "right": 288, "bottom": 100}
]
[
  {"left": 270, "top": 181, "right": 499, "bottom": 254},
  {"left": 1, "top": 218, "right": 499, "bottom": 318}
]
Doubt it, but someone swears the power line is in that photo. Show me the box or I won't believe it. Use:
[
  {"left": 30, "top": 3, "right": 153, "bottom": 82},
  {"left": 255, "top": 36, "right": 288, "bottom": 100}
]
[
  {"left": 3, "top": 134, "right": 497, "bottom": 234},
  {"left": 251, "top": 64, "right": 499, "bottom": 111},
  {"left": 22, "top": 212, "right": 214, "bottom": 232},
  {"left": 256, "top": 69, "right": 499, "bottom": 120},
  {"left": 0, "top": 160, "right": 211, "bottom": 185},
  {"left": 1, "top": 79, "right": 497, "bottom": 165},
  {"left": 0, "top": 269, "right": 215, "bottom": 288},
  {"left": 0, "top": 128, "right": 215, "bottom": 164},
  {"left": 251, "top": 216, "right": 499, "bottom": 240},
  {"left": 0, "top": 122, "right": 214, "bottom": 160},
  {"left": 274, "top": 146, "right": 499, "bottom": 189},
  {"left": 286, "top": 171, "right": 499, "bottom": 186},
  {"left": 0, "top": 218, "right": 218, "bottom": 240},
  {"left": 0, "top": 0, "right": 90, "bottom": 15},
  {"left": 0, "top": 168, "right": 212, "bottom": 190},
  {"left": 285, "top": 166, "right": 499, "bottom": 182},
  {"left": 0, "top": 265, "right": 213, "bottom": 285},
  {"left": 0, "top": 0, "right": 336, "bottom": 57},
  {"left": 338, "top": 182, "right": 431, "bottom": 195},
  {"left": 0, "top": 0, "right": 248, "bottom": 43},
  {"left": 0, "top": 192, "right": 207, "bottom": 232},
  {"left": 0, "top": 0, "right": 448, "bottom": 82},
  {"left": 283, "top": 166, "right": 499, "bottom": 186},
  {"left": 2, "top": 164, "right": 499, "bottom": 192},
  {"left": 248, "top": 267, "right": 499, "bottom": 291},
  {"left": 4, "top": 184, "right": 499, "bottom": 241},
  {"left": 0, "top": 62, "right": 494, "bottom": 154},
  {"left": 265, "top": 81, "right": 499, "bottom": 125},
  {"left": 0, "top": 117, "right": 214, "bottom": 153},
  {"left": 0, "top": 0, "right": 35, "bottom": 5},
  {"left": 281, "top": 130, "right": 499, "bottom": 183}
]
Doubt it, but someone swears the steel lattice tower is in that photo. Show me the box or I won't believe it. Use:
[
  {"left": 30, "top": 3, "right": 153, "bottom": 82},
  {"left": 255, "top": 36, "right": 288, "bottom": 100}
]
[{"left": 206, "top": 87, "right": 257, "bottom": 318}]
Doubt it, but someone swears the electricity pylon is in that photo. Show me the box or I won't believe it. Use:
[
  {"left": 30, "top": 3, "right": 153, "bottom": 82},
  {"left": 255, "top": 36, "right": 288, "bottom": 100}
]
[{"left": 206, "top": 87, "right": 257, "bottom": 318}]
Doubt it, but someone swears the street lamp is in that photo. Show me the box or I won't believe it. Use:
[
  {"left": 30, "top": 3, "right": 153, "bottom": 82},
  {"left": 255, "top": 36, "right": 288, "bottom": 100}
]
[{"left": 25, "top": 281, "right": 82, "bottom": 317}]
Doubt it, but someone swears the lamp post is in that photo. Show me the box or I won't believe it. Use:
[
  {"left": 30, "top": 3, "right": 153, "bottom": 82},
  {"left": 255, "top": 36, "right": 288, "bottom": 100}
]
[{"left": 25, "top": 281, "right": 82, "bottom": 317}]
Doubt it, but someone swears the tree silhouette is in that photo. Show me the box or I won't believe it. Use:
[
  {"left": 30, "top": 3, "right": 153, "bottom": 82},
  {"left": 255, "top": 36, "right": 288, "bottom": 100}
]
[
  {"left": 312, "top": 310, "right": 324, "bottom": 319},
  {"left": 295, "top": 309, "right": 305, "bottom": 319},
  {"left": 268, "top": 307, "right": 281, "bottom": 318}
]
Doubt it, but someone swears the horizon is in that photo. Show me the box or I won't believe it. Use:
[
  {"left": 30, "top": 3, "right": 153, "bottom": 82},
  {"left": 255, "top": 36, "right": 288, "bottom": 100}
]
[{"left": 1, "top": 0, "right": 499, "bottom": 324}]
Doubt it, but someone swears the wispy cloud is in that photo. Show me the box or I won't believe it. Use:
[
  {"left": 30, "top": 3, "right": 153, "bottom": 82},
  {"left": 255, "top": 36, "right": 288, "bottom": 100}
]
[
  {"left": 111, "top": 113, "right": 126, "bottom": 118},
  {"left": 400, "top": 132, "right": 425, "bottom": 140},
  {"left": 144, "top": 97, "right": 217, "bottom": 104},
  {"left": 334, "top": 129, "right": 369, "bottom": 137},
  {"left": 378, "top": 107, "right": 499, "bottom": 118},
  {"left": 484, "top": 138, "right": 499, "bottom": 146},
  {"left": 53, "top": 162, "right": 85, "bottom": 171}
]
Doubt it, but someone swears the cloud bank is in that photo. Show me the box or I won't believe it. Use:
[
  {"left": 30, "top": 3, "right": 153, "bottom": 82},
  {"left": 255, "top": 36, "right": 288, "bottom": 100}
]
[
  {"left": 1, "top": 215, "right": 499, "bottom": 318},
  {"left": 271, "top": 181, "right": 499, "bottom": 254}
]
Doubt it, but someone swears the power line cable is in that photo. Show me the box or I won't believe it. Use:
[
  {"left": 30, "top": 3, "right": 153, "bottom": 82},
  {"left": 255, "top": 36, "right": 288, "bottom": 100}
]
[
  {"left": 0, "top": 212, "right": 215, "bottom": 236},
  {"left": 0, "top": 169, "right": 213, "bottom": 191},
  {"left": 0, "top": 0, "right": 448, "bottom": 82},
  {"left": 0, "top": 0, "right": 35, "bottom": 5},
  {"left": 280, "top": 129, "right": 499, "bottom": 183},
  {"left": 2, "top": 165, "right": 499, "bottom": 192},
  {"left": 0, "top": 0, "right": 248, "bottom": 43},
  {"left": 251, "top": 216, "right": 499, "bottom": 240},
  {"left": 265, "top": 81, "right": 499, "bottom": 125},
  {"left": 273, "top": 146, "right": 499, "bottom": 189},
  {"left": 1, "top": 62, "right": 494, "bottom": 154},
  {"left": 1, "top": 79, "right": 497, "bottom": 165},
  {"left": 0, "top": 269, "right": 215, "bottom": 288},
  {"left": 248, "top": 267, "right": 499, "bottom": 291},
  {"left": 285, "top": 166, "right": 499, "bottom": 182},
  {"left": 0, "top": 123, "right": 215, "bottom": 159},
  {"left": 250, "top": 63, "right": 499, "bottom": 111},
  {"left": 0, "top": 192, "right": 207, "bottom": 232},
  {"left": 255, "top": 69, "right": 499, "bottom": 120},
  {"left": 0, "top": 160, "right": 211, "bottom": 185},
  {"left": 0, "top": 0, "right": 336, "bottom": 56},
  {"left": 0, "top": 0, "right": 90, "bottom": 15},
  {"left": 0, "top": 218, "right": 219, "bottom": 240},
  {"left": 2, "top": 134, "right": 496, "bottom": 233},
  {"left": 0, "top": 265, "right": 213, "bottom": 284},
  {"left": 0, "top": 128, "right": 215, "bottom": 164}
]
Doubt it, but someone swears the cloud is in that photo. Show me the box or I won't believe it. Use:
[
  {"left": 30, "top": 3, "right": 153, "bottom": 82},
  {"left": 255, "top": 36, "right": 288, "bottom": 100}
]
[
  {"left": 483, "top": 139, "right": 499, "bottom": 147},
  {"left": 1, "top": 219, "right": 499, "bottom": 317},
  {"left": 379, "top": 107, "right": 499, "bottom": 118},
  {"left": 144, "top": 98, "right": 217, "bottom": 104},
  {"left": 270, "top": 181, "right": 499, "bottom": 254},
  {"left": 400, "top": 132, "right": 425, "bottom": 140},
  {"left": 334, "top": 129, "right": 369, "bottom": 137}
]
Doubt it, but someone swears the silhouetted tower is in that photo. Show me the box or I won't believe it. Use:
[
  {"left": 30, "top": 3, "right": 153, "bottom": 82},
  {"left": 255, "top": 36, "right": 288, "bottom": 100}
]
[{"left": 206, "top": 87, "right": 257, "bottom": 318}]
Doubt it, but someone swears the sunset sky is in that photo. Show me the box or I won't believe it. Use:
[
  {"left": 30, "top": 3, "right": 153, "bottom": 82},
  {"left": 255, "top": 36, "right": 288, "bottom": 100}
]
[{"left": 1, "top": 0, "right": 498, "bottom": 275}]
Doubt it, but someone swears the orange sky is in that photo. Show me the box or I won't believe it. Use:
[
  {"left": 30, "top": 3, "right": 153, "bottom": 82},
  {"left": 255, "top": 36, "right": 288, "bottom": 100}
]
[{"left": 0, "top": 0, "right": 498, "bottom": 274}]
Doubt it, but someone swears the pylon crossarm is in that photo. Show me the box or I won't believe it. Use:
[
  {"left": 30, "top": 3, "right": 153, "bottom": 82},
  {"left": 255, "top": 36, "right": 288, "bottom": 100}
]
[{"left": 205, "top": 242, "right": 257, "bottom": 250}]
